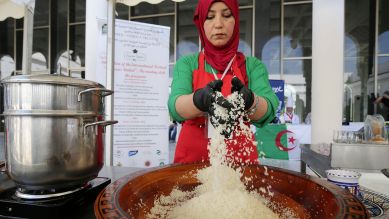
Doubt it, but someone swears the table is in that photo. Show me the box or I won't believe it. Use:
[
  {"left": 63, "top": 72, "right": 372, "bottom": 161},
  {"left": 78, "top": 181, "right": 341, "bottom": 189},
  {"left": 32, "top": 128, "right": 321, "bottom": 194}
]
[{"left": 300, "top": 144, "right": 389, "bottom": 197}]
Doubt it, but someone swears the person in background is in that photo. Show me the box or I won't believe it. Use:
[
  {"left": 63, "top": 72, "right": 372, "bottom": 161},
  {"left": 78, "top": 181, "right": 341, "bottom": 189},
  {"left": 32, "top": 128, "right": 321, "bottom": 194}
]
[
  {"left": 304, "top": 112, "right": 312, "bottom": 124},
  {"left": 374, "top": 90, "right": 389, "bottom": 120},
  {"left": 169, "top": 121, "right": 177, "bottom": 143},
  {"left": 280, "top": 95, "right": 300, "bottom": 124},
  {"left": 167, "top": 0, "right": 279, "bottom": 164}
]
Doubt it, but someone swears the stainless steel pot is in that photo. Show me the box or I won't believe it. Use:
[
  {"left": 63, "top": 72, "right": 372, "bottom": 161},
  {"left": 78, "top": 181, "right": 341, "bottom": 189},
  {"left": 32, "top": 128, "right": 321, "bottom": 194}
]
[
  {"left": 2, "top": 74, "right": 113, "bottom": 114},
  {"left": 4, "top": 114, "right": 116, "bottom": 189},
  {"left": 1, "top": 74, "right": 117, "bottom": 190}
]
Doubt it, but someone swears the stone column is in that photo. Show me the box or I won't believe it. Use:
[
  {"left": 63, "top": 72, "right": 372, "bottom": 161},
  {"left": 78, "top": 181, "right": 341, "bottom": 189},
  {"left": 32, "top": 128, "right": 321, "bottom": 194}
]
[{"left": 311, "top": 0, "right": 344, "bottom": 151}]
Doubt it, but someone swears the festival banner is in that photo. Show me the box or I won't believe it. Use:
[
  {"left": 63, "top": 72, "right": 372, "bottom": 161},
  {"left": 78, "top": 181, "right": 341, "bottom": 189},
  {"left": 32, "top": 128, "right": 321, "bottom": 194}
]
[
  {"left": 269, "top": 79, "right": 285, "bottom": 119},
  {"left": 111, "top": 19, "right": 170, "bottom": 168}
]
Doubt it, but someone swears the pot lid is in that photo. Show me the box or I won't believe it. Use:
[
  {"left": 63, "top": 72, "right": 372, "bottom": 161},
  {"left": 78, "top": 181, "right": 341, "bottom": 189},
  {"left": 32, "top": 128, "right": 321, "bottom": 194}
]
[{"left": 1, "top": 74, "right": 103, "bottom": 87}]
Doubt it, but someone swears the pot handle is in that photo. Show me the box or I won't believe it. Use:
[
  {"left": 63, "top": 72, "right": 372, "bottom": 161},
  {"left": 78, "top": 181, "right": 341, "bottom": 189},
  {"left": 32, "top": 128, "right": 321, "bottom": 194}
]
[
  {"left": 84, "top": 120, "right": 118, "bottom": 134},
  {"left": 78, "top": 88, "right": 114, "bottom": 102}
]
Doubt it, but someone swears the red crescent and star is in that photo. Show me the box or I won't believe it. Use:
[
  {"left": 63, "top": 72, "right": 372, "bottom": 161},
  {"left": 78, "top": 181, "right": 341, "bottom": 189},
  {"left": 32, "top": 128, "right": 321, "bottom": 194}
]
[{"left": 275, "top": 130, "right": 297, "bottom": 151}]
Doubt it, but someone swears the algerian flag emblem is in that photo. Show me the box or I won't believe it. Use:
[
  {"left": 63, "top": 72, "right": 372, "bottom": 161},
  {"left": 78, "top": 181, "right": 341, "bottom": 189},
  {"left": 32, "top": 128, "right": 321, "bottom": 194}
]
[{"left": 275, "top": 130, "right": 297, "bottom": 151}]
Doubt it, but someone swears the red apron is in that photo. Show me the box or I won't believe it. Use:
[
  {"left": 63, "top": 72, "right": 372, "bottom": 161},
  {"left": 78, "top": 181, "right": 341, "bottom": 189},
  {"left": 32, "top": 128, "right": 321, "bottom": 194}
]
[{"left": 173, "top": 52, "right": 259, "bottom": 164}]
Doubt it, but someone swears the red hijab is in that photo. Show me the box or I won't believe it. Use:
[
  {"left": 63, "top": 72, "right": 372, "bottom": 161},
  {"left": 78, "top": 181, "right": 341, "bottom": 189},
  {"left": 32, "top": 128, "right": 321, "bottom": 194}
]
[{"left": 194, "top": 0, "right": 247, "bottom": 83}]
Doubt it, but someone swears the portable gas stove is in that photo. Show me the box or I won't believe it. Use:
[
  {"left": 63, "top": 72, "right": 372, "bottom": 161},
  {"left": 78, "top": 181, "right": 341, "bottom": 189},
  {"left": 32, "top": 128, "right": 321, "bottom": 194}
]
[{"left": 0, "top": 171, "right": 110, "bottom": 219}]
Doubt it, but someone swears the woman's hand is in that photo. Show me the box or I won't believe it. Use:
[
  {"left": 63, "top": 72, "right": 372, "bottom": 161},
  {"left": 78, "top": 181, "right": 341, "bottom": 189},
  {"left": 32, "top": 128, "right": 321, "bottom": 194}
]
[
  {"left": 193, "top": 80, "right": 235, "bottom": 137},
  {"left": 193, "top": 80, "right": 232, "bottom": 113},
  {"left": 231, "top": 77, "right": 254, "bottom": 110}
]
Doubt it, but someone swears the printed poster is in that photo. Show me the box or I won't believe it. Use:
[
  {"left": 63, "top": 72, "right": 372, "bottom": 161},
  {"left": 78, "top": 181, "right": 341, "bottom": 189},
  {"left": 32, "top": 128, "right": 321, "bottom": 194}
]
[{"left": 110, "top": 19, "right": 170, "bottom": 168}]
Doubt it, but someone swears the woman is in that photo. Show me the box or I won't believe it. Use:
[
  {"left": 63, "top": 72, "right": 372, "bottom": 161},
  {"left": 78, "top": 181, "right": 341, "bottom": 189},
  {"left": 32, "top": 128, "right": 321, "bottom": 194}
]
[{"left": 168, "top": 0, "right": 279, "bottom": 164}]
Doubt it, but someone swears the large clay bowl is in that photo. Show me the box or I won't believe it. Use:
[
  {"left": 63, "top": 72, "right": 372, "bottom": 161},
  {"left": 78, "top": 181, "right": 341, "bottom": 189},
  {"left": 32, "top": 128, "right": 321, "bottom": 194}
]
[{"left": 94, "top": 163, "right": 369, "bottom": 218}]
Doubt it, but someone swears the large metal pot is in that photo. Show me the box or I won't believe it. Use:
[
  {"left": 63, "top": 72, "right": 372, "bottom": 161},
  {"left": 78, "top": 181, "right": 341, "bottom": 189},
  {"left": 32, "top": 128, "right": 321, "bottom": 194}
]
[
  {"left": 1, "top": 74, "right": 117, "bottom": 190},
  {"left": 2, "top": 74, "right": 112, "bottom": 113}
]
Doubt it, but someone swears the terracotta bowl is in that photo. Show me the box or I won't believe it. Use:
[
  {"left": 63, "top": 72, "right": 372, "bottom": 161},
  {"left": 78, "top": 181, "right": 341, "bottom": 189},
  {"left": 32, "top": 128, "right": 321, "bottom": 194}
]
[{"left": 94, "top": 163, "right": 369, "bottom": 219}]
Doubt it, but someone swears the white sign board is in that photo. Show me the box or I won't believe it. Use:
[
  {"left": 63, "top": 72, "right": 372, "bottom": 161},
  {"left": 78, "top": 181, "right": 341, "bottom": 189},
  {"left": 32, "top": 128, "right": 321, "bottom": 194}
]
[
  {"left": 113, "top": 19, "right": 170, "bottom": 168},
  {"left": 96, "top": 19, "right": 170, "bottom": 168}
]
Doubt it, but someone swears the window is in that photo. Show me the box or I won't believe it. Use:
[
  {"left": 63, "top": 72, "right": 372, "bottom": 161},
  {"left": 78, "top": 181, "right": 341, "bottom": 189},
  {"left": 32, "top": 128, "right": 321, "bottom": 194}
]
[
  {"left": 177, "top": 1, "right": 198, "bottom": 59},
  {"left": 16, "top": 0, "right": 50, "bottom": 74},
  {"left": 376, "top": 0, "right": 389, "bottom": 121},
  {"left": 281, "top": 0, "right": 312, "bottom": 123},
  {"left": 239, "top": 7, "right": 253, "bottom": 56},
  {"left": 67, "top": 0, "right": 86, "bottom": 77},
  {"left": 255, "top": 1, "right": 281, "bottom": 75},
  {"left": 0, "top": 18, "right": 15, "bottom": 75},
  {"left": 2, "top": 0, "right": 86, "bottom": 76}
]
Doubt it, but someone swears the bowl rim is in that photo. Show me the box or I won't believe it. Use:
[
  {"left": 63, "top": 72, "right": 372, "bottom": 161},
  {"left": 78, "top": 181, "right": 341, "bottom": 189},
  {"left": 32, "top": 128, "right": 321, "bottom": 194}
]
[
  {"left": 325, "top": 169, "right": 362, "bottom": 179},
  {"left": 94, "top": 163, "right": 369, "bottom": 219}
]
